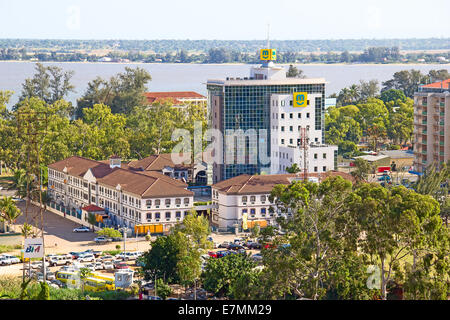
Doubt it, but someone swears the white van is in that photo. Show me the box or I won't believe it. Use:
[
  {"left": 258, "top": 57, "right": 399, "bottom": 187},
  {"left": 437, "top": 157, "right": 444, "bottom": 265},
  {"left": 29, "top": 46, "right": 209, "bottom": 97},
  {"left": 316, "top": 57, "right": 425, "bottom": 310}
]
[{"left": 49, "top": 255, "right": 72, "bottom": 267}]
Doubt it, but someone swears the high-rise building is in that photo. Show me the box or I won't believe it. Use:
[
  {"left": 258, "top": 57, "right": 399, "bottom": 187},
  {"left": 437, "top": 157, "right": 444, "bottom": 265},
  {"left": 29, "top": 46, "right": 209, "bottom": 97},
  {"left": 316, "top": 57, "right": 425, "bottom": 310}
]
[
  {"left": 413, "top": 79, "right": 450, "bottom": 172},
  {"left": 207, "top": 49, "right": 337, "bottom": 183}
]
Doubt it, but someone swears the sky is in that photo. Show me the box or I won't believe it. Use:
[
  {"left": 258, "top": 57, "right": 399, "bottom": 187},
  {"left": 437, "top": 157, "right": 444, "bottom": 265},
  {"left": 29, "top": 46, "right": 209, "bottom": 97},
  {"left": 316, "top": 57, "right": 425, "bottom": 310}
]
[{"left": 0, "top": 0, "right": 449, "bottom": 40}]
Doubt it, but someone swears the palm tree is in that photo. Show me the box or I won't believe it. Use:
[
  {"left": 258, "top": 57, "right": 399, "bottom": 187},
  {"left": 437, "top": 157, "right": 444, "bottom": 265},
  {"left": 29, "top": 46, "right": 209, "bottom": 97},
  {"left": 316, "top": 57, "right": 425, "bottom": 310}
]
[{"left": 0, "top": 196, "right": 21, "bottom": 232}]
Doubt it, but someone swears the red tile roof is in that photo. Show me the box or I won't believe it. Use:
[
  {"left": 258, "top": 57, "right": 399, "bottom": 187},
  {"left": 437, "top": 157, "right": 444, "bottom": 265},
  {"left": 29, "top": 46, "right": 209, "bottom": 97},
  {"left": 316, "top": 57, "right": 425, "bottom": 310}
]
[
  {"left": 82, "top": 205, "right": 104, "bottom": 212},
  {"left": 421, "top": 79, "right": 450, "bottom": 89},
  {"left": 212, "top": 171, "right": 355, "bottom": 195},
  {"left": 144, "top": 92, "right": 206, "bottom": 104}
]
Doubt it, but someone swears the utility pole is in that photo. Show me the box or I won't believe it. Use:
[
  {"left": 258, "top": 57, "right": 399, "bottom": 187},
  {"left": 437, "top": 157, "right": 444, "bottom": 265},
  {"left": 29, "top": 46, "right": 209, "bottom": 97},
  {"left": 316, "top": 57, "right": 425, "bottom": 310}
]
[
  {"left": 17, "top": 110, "right": 48, "bottom": 282},
  {"left": 298, "top": 127, "right": 310, "bottom": 181}
]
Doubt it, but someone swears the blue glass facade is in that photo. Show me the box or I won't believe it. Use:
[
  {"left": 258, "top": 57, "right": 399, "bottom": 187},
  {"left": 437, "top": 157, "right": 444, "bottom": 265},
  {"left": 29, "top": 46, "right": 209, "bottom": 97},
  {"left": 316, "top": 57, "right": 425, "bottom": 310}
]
[{"left": 208, "top": 82, "right": 325, "bottom": 181}]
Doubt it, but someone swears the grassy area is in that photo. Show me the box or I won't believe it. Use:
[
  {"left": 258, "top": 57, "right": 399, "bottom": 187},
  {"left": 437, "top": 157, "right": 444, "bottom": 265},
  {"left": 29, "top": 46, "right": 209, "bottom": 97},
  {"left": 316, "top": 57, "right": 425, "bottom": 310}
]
[
  {"left": 0, "top": 244, "right": 22, "bottom": 254},
  {"left": 0, "top": 276, "right": 133, "bottom": 300}
]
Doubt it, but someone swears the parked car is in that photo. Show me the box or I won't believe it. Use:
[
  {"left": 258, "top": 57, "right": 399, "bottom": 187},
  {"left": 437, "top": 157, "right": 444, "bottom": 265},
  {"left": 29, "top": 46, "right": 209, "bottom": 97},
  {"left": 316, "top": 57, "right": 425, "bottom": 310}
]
[
  {"left": 216, "top": 250, "right": 231, "bottom": 258},
  {"left": 116, "top": 252, "right": 138, "bottom": 261},
  {"left": 207, "top": 251, "right": 218, "bottom": 258},
  {"left": 94, "top": 237, "right": 112, "bottom": 244},
  {"left": 0, "top": 255, "right": 12, "bottom": 265},
  {"left": 31, "top": 261, "right": 50, "bottom": 269},
  {"left": 114, "top": 261, "right": 129, "bottom": 270},
  {"left": 69, "top": 252, "right": 83, "bottom": 259},
  {"left": 251, "top": 253, "right": 263, "bottom": 262},
  {"left": 49, "top": 255, "right": 72, "bottom": 267},
  {"left": 94, "top": 262, "right": 104, "bottom": 270},
  {"left": 1, "top": 254, "right": 20, "bottom": 264},
  {"left": 99, "top": 255, "right": 114, "bottom": 262},
  {"left": 227, "top": 243, "right": 246, "bottom": 251},
  {"left": 73, "top": 226, "right": 90, "bottom": 233},
  {"left": 84, "top": 263, "right": 96, "bottom": 272},
  {"left": 103, "top": 261, "right": 114, "bottom": 270},
  {"left": 83, "top": 249, "right": 103, "bottom": 258},
  {"left": 218, "top": 241, "right": 229, "bottom": 248},
  {"left": 77, "top": 253, "right": 95, "bottom": 263},
  {"left": 248, "top": 242, "right": 262, "bottom": 249}
]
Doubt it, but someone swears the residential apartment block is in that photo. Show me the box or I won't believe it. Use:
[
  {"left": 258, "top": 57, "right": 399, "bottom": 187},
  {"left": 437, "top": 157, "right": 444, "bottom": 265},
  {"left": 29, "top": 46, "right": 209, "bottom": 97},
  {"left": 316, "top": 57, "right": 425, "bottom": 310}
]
[
  {"left": 413, "top": 79, "right": 450, "bottom": 172},
  {"left": 47, "top": 156, "right": 194, "bottom": 233}
]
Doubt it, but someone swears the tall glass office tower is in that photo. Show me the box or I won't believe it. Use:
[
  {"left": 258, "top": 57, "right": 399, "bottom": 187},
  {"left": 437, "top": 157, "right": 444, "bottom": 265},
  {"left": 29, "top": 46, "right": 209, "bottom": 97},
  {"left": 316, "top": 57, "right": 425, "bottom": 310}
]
[{"left": 207, "top": 52, "right": 326, "bottom": 183}]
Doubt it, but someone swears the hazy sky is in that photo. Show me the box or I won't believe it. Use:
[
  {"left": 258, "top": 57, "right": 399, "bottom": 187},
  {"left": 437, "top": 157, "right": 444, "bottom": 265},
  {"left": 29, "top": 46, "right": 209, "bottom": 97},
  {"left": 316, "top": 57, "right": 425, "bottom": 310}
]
[{"left": 0, "top": 0, "right": 449, "bottom": 40}]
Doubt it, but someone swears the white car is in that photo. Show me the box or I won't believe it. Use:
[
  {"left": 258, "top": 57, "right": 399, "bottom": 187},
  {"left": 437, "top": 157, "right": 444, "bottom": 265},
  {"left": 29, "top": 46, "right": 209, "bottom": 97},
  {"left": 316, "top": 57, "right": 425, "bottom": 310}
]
[
  {"left": 103, "top": 261, "right": 114, "bottom": 270},
  {"left": 73, "top": 226, "right": 90, "bottom": 233},
  {"left": 94, "top": 262, "right": 104, "bottom": 270},
  {"left": 84, "top": 263, "right": 96, "bottom": 272},
  {"left": 0, "top": 256, "right": 12, "bottom": 265},
  {"left": 116, "top": 252, "right": 138, "bottom": 261},
  {"left": 1, "top": 254, "right": 20, "bottom": 264},
  {"left": 31, "top": 261, "right": 50, "bottom": 269},
  {"left": 77, "top": 253, "right": 95, "bottom": 263}
]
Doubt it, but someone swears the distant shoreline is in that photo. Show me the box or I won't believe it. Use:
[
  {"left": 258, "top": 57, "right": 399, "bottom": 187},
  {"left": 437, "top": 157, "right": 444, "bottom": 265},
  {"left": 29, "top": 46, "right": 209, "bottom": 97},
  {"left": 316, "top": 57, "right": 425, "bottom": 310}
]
[{"left": 0, "top": 60, "right": 449, "bottom": 67}]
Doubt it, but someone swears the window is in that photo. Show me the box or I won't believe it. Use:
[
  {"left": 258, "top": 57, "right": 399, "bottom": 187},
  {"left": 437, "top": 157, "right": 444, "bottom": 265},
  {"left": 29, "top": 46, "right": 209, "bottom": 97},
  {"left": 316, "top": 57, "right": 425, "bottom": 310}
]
[
  {"left": 155, "top": 212, "right": 160, "bottom": 219},
  {"left": 175, "top": 198, "right": 181, "bottom": 205},
  {"left": 184, "top": 211, "right": 189, "bottom": 216},
  {"left": 281, "top": 139, "right": 284, "bottom": 145},
  {"left": 298, "top": 113, "right": 301, "bottom": 119},
  {"left": 176, "top": 211, "right": 181, "bottom": 218},
  {"left": 289, "top": 113, "right": 293, "bottom": 119},
  {"left": 261, "top": 208, "right": 266, "bottom": 215},
  {"left": 289, "top": 126, "right": 293, "bottom": 132},
  {"left": 155, "top": 199, "right": 161, "bottom": 206},
  {"left": 242, "top": 209, "right": 248, "bottom": 214},
  {"left": 261, "top": 195, "right": 266, "bottom": 202},
  {"left": 281, "top": 126, "right": 285, "bottom": 132},
  {"left": 242, "top": 196, "right": 247, "bottom": 203},
  {"left": 289, "top": 139, "right": 293, "bottom": 144},
  {"left": 250, "top": 208, "right": 256, "bottom": 215},
  {"left": 184, "top": 198, "right": 189, "bottom": 205},
  {"left": 250, "top": 196, "right": 256, "bottom": 202},
  {"left": 165, "top": 212, "right": 171, "bottom": 219},
  {"left": 146, "top": 200, "right": 152, "bottom": 207},
  {"left": 323, "top": 166, "right": 327, "bottom": 172},
  {"left": 281, "top": 113, "right": 285, "bottom": 119},
  {"left": 323, "top": 153, "right": 326, "bottom": 159},
  {"left": 165, "top": 199, "right": 171, "bottom": 206},
  {"left": 314, "top": 167, "right": 318, "bottom": 172},
  {"left": 281, "top": 100, "right": 285, "bottom": 106},
  {"left": 314, "top": 153, "right": 318, "bottom": 159},
  {"left": 289, "top": 100, "right": 293, "bottom": 106},
  {"left": 307, "top": 113, "right": 310, "bottom": 118}
]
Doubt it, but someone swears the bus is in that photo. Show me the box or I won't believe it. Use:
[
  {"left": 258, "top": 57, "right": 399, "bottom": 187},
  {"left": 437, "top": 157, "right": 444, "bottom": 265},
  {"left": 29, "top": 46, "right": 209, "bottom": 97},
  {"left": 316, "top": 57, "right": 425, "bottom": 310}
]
[
  {"left": 91, "top": 272, "right": 115, "bottom": 290},
  {"left": 83, "top": 277, "right": 107, "bottom": 292},
  {"left": 56, "top": 271, "right": 80, "bottom": 287}
]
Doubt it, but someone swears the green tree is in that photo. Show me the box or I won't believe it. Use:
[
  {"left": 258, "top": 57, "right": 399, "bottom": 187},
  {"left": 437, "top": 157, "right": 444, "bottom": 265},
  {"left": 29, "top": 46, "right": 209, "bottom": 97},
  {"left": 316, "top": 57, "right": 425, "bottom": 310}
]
[
  {"left": 87, "top": 213, "right": 97, "bottom": 231},
  {"left": 36, "top": 281, "right": 50, "bottom": 300},
  {"left": 76, "top": 67, "right": 151, "bottom": 117},
  {"left": 155, "top": 278, "right": 173, "bottom": 300},
  {"left": 18, "top": 63, "right": 75, "bottom": 106},
  {"left": 347, "top": 183, "right": 444, "bottom": 300},
  {"left": 380, "top": 89, "right": 407, "bottom": 104},
  {"left": 265, "top": 176, "right": 354, "bottom": 300},
  {"left": 286, "top": 65, "right": 305, "bottom": 78},
  {"left": 285, "top": 163, "right": 300, "bottom": 173},
  {"left": 351, "top": 158, "right": 374, "bottom": 183},
  {"left": 381, "top": 69, "right": 428, "bottom": 98},
  {"left": 202, "top": 253, "right": 256, "bottom": 298},
  {"left": 0, "top": 196, "right": 21, "bottom": 231},
  {"left": 96, "top": 227, "right": 122, "bottom": 239}
]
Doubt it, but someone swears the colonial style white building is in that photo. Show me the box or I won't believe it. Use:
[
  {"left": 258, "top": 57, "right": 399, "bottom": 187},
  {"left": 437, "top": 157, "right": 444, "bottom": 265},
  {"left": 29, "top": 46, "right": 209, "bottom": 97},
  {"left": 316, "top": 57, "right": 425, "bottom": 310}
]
[
  {"left": 47, "top": 156, "right": 194, "bottom": 234},
  {"left": 211, "top": 172, "right": 354, "bottom": 230}
]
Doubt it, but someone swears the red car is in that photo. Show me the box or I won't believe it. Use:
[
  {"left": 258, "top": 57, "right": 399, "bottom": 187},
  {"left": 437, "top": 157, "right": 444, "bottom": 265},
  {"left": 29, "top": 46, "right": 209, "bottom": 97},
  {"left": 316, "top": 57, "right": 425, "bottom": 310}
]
[
  {"left": 114, "top": 262, "right": 129, "bottom": 269},
  {"left": 208, "top": 251, "right": 218, "bottom": 258}
]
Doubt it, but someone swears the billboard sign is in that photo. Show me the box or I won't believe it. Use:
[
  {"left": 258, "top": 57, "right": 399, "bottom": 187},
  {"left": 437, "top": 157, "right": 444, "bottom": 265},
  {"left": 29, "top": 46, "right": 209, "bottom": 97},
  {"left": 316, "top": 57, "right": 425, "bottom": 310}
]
[
  {"left": 260, "top": 49, "right": 276, "bottom": 61},
  {"left": 293, "top": 92, "right": 308, "bottom": 107},
  {"left": 24, "top": 238, "right": 44, "bottom": 258}
]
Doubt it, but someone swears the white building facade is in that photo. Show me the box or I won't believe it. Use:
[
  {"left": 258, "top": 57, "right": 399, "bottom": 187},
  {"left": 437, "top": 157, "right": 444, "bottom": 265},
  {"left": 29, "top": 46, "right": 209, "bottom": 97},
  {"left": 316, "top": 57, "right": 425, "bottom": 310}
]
[{"left": 270, "top": 93, "right": 338, "bottom": 174}]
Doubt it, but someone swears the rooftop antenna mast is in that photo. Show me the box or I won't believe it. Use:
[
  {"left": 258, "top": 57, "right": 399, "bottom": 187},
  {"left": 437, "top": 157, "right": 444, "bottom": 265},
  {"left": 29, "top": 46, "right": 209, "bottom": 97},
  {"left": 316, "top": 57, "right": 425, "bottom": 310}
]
[{"left": 266, "top": 22, "right": 270, "bottom": 49}]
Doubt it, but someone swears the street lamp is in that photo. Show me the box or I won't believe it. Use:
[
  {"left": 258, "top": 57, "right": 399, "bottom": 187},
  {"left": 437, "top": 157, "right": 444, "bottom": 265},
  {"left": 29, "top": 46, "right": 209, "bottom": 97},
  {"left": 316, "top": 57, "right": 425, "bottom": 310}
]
[{"left": 119, "top": 227, "right": 128, "bottom": 254}]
